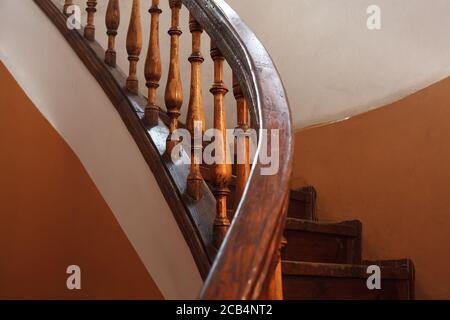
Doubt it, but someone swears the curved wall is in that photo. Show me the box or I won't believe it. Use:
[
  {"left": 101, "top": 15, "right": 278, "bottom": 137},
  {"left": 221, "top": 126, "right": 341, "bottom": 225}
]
[
  {"left": 292, "top": 76, "right": 450, "bottom": 299},
  {"left": 0, "top": 0, "right": 202, "bottom": 299}
]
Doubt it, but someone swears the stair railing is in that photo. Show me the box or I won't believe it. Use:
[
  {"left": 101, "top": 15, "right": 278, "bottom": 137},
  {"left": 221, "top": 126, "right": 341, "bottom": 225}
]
[{"left": 48, "top": 0, "right": 293, "bottom": 299}]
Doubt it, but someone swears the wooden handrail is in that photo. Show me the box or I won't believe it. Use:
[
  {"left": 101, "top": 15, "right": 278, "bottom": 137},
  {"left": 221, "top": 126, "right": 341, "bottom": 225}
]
[
  {"left": 181, "top": 0, "right": 293, "bottom": 299},
  {"left": 38, "top": 0, "right": 293, "bottom": 299}
]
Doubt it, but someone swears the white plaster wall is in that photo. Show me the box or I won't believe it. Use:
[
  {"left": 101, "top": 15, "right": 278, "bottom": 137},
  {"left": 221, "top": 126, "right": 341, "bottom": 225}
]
[
  {"left": 0, "top": 0, "right": 202, "bottom": 299},
  {"left": 65, "top": 0, "right": 450, "bottom": 129},
  {"left": 228, "top": 0, "right": 450, "bottom": 129}
]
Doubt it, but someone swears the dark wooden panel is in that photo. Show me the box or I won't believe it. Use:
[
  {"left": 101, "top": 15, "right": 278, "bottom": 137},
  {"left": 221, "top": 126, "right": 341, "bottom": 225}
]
[
  {"left": 288, "top": 186, "right": 317, "bottom": 220},
  {"left": 282, "top": 260, "right": 414, "bottom": 300},
  {"left": 283, "top": 218, "right": 362, "bottom": 264}
]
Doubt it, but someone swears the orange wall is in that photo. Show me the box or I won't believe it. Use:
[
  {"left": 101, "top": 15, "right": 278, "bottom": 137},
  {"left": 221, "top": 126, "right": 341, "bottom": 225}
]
[
  {"left": 0, "top": 62, "right": 163, "bottom": 299},
  {"left": 292, "top": 76, "right": 450, "bottom": 299}
]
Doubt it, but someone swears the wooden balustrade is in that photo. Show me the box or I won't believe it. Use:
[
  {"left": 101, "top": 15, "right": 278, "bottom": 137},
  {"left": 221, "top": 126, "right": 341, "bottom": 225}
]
[
  {"left": 105, "top": 0, "right": 120, "bottom": 67},
  {"left": 84, "top": 0, "right": 97, "bottom": 41},
  {"left": 210, "top": 42, "right": 231, "bottom": 248},
  {"left": 233, "top": 73, "right": 251, "bottom": 208},
  {"left": 126, "top": 0, "right": 143, "bottom": 94},
  {"left": 63, "top": 0, "right": 73, "bottom": 16},
  {"left": 41, "top": 0, "right": 293, "bottom": 300},
  {"left": 186, "top": 14, "right": 205, "bottom": 201},
  {"left": 144, "top": 0, "right": 163, "bottom": 126},
  {"left": 165, "top": 0, "right": 183, "bottom": 153}
]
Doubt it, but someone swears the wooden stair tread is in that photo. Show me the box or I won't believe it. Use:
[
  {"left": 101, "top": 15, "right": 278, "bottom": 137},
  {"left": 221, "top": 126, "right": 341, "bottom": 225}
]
[
  {"left": 282, "top": 260, "right": 414, "bottom": 300},
  {"left": 283, "top": 218, "right": 362, "bottom": 264},
  {"left": 285, "top": 218, "right": 361, "bottom": 237},
  {"left": 282, "top": 260, "right": 412, "bottom": 280}
]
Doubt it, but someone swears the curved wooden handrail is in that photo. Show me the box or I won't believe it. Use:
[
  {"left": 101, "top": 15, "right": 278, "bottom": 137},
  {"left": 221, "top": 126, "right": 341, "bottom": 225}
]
[
  {"left": 35, "top": 0, "right": 293, "bottom": 299},
  {"left": 181, "top": 0, "right": 294, "bottom": 299}
]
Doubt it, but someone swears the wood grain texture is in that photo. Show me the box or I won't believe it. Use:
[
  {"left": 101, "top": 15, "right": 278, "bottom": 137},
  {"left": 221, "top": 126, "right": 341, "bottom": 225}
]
[
  {"left": 126, "top": 0, "right": 143, "bottom": 94},
  {"left": 288, "top": 186, "right": 317, "bottom": 220},
  {"left": 232, "top": 73, "right": 250, "bottom": 209},
  {"left": 186, "top": 14, "right": 205, "bottom": 201},
  {"left": 210, "top": 41, "right": 231, "bottom": 249},
  {"left": 283, "top": 218, "right": 362, "bottom": 264},
  {"left": 165, "top": 0, "right": 183, "bottom": 154},
  {"left": 144, "top": 0, "right": 162, "bottom": 126},
  {"left": 105, "top": 0, "right": 120, "bottom": 67},
  {"left": 282, "top": 260, "right": 414, "bottom": 300},
  {"left": 182, "top": 0, "right": 294, "bottom": 300}
]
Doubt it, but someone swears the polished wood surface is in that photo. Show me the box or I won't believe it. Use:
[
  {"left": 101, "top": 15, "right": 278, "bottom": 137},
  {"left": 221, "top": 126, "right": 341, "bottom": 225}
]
[
  {"left": 105, "top": 0, "right": 120, "bottom": 67},
  {"left": 38, "top": 0, "right": 295, "bottom": 300},
  {"left": 126, "top": 0, "right": 143, "bottom": 94},
  {"left": 283, "top": 260, "right": 414, "bottom": 300},
  {"left": 186, "top": 14, "right": 205, "bottom": 201},
  {"left": 165, "top": 0, "right": 183, "bottom": 153},
  {"left": 84, "top": 0, "right": 97, "bottom": 41},
  {"left": 232, "top": 73, "right": 250, "bottom": 209},
  {"left": 184, "top": 0, "right": 293, "bottom": 300},
  {"left": 210, "top": 41, "right": 231, "bottom": 248},
  {"left": 144, "top": 0, "right": 162, "bottom": 126}
]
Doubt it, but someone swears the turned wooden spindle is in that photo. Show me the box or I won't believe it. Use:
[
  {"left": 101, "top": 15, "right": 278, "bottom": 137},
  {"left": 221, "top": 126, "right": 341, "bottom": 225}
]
[
  {"left": 165, "top": 0, "right": 183, "bottom": 153},
  {"left": 186, "top": 14, "right": 205, "bottom": 200},
  {"left": 233, "top": 73, "right": 251, "bottom": 208},
  {"left": 105, "top": 0, "right": 120, "bottom": 67},
  {"left": 63, "top": 0, "right": 74, "bottom": 16},
  {"left": 126, "top": 0, "right": 143, "bottom": 94},
  {"left": 263, "top": 236, "right": 287, "bottom": 300},
  {"left": 210, "top": 41, "right": 231, "bottom": 248},
  {"left": 143, "top": 0, "right": 162, "bottom": 126},
  {"left": 84, "top": 0, "right": 98, "bottom": 41}
]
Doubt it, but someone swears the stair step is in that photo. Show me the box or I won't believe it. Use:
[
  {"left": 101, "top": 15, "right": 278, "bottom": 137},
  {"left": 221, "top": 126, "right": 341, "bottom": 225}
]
[
  {"left": 283, "top": 218, "right": 362, "bottom": 264},
  {"left": 282, "top": 260, "right": 414, "bottom": 300},
  {"left": 288, "top": 187, "right": 317, "bottom": 220}
]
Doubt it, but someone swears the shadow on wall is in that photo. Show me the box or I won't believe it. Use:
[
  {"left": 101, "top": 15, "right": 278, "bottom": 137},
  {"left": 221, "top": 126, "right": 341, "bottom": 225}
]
[
  {"left": 291, "top": 76, "right": 450, "bottom": 299},
  {"left": 0, "top": 62, "right": 163, "bottom": 299}
]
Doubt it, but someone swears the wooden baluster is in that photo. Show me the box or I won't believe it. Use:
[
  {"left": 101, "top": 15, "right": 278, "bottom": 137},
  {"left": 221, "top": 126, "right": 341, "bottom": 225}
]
[
  {"left": 165, "top": 0, "right": 183, "bottom": 153},
  {"left": 233, "top": 73, "right": 251, "bottom": 208},
  {"left": 144, "top": 0, "right": 162, "bottom": 126},
  {"left": 186, "top": 14, "right": 205, "bottom": 200},
  {"left": 126, "top": 0, "right": 143, "bottom": 94},
  {"left": 105, "top": 0, "right": 120, "bottom": 67},
  {"left": 262, "top": 236, "right": 287, "bottom": 300},
  {"left": 63, "top": 0, "right": 73, "bottom": 16},
  {"left": 210, "top": 42, "right": 231, "bottom": 248},
  {"left": 84, "top": 0, "right": 98, "bottom": 41}
]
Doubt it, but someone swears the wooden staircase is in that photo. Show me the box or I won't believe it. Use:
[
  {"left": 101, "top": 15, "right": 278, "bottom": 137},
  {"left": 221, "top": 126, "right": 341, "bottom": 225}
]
[
  {"left": 281, "top": 187, "right": 414, "bottom": 300},
  {"left": 202, "top": 169, "right": 415, "bottom": 300},
  {"left": 35, "top": 0, "right": 415, "bottom": 300}
]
